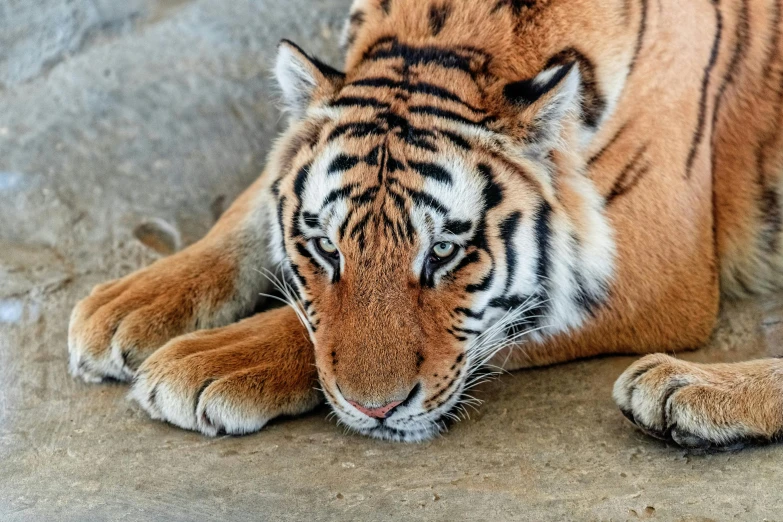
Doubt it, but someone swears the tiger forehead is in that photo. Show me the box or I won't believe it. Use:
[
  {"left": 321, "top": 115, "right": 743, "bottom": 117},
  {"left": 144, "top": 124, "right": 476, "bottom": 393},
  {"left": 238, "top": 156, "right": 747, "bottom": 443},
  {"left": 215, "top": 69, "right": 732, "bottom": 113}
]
[
  {"left": 299, "top": 139, "right": 484, "bottom": 246},
  {"left": 323, "top": 42, "right": 495, "bottom": 148}
]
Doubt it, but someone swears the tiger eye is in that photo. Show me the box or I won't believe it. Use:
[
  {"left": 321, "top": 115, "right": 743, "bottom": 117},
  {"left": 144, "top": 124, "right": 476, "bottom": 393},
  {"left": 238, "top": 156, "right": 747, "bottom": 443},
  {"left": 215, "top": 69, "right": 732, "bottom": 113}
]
[
  {"left": 318, "top": 237, "right": 338, "bottom": 254},
  {"left": 432, "top": 241, "right": 455, "bottom": 259}
]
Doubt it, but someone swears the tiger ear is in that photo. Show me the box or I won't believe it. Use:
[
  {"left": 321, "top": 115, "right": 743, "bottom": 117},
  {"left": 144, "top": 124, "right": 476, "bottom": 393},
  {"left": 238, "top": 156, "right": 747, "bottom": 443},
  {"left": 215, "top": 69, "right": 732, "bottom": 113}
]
[
  {"left": 274, "top": 40, "right": 345, "bottom": 120},
  {"left": 503, "top": 62, "right": 581, "bottom": 157}
]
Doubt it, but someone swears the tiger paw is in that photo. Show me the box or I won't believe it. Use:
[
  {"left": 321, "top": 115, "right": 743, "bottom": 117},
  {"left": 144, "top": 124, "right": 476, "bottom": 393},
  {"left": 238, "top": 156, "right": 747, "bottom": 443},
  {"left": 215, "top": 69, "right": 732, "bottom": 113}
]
[
  {"left": 129, "top": 307, "right": 320, "bottom": 436},
  {"left": 68, "top": 247, "right": 239, "bottom": 383},
  {"left": 613, "top": 354, "right": 783, "bottom": 450}
]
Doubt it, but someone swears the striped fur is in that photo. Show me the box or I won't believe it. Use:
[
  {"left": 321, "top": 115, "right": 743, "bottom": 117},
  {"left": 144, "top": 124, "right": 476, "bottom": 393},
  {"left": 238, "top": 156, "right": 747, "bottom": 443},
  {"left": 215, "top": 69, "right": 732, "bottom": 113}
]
[{"left": 70, "top": 0, "right": 783, "bottom": 447}]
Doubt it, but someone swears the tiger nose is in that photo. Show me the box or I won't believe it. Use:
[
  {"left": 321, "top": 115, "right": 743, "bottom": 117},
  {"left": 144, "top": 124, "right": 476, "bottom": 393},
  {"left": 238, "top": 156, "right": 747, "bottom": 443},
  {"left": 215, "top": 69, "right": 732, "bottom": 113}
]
[{"left": 347, "top": 399, "right": 403, "bottom": 419}]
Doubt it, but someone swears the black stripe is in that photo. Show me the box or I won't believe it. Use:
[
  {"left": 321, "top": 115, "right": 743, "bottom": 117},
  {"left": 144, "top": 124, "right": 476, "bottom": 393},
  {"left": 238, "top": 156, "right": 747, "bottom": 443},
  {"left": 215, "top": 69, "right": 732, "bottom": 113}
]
[
  {"left": 685, "top": 3, "right": 722, "bottom": 178},
  {"left": 409, "top": 82, "right": 484, "bottom": 112},
  {"left": 437, "top": 129, "right": 472, "bottom": 150},
  {"left": 399, "top": 131, "right": 438, "bottom": 152},
  {"left": 332, "top": 96, "right": 390, "bottom": 109},
  {"left": 409, "top": 105, "right": 491, "bottom": 127},
  {"left": 760, "top": 187, "right": 783, "bottom": 253},
  {"left": 386, "top": 152, "right": 405, "bottom": 172},
  {"left": 478, "top": 164, "right": 503, "bottom": 210},
  {"left": 387, "top": 187, "right": 408, "bottom": 212},
  {"left": 709, "top": 0, "right": 750, "bottom": 168},
  {"left": 753, "top": 0, "right": 783, "bottom": 256},
  {"left": 323, "top": 183, "right": 358, "bottom": 206},
  {"left": 429, "top": 3, "right": 452, "bottom": 36},
  {"left": 290, "top": 163, "right": 313, "bottom": 240},
  {"left": 468, "top": 163, "right": 503, "bottom": 254},
  {"left": 328, "top": 122, "right": 384, "bottom": 141},
  {"left": 338, "top": 207, "right": 354, "bottom": 240},
  {"left": 380, "top": 0, "right": 391, "bottom": 14},
  {"left": 396, "top": 219, "right": 411, "bottom": 244},
  {"left": 402, "top": 187, "right": 448, "bottom": 214},
  {"left": 504, "top": 62, "right": 575, "bottom": 106},
  {"left": 366, "top": 145, "right": 381, "bottom": 166},
  {"left": 292, "top": 163, "right": 311, "bottom": 200},
  {"left": 344, "top": 31, "right": 358, "bottom": 50},
  {"left": 762, "top": 0, "right": 782, "bottom": 79},
  {"left": 499, "top": 212, "right": 522, "bottom": 292},
  {"left": 270, "top": 177, "right": 282, "bottom": 197},
  {"left": 433, "top": 373, "right": 464, "bottom": 408},
  {"left": 755, "top": 104, "right": 783, "bottom": 255},
  {"left": 454, "top": 307, "right": 484, "bottom": 319},
  {"left": 534, "top": 202, "right": 552, "bottom": 285},
  {"left": 451, "top": 326, "right": 482, "bottom": 336},
  {"left": 351, "top": 186, "right": 380, "bottom": 205},
  {"left": 380, "top": 211, "right": 401, "bottom": 245},
  {"left": 377, "top": 111, "right": 413, "bottom": 131},
  {"left": 573, "top": 268, "right": 603, "bottom": 317},
  {"left": 409, "top": 160, "right": 453, "bottom": 184},
  {"left": 303, "top": 212, "right": 319, "bottom": 228},
  {"left": 276, "top": 196, "right": 287, "bottom": 244},
  {"left": 327, "top": 154, "right": 361, "bottom": 175},
  {"left": 349, "top": 212, "right": 370, "bottom": 237},
  {"left": 608, "top": 165, "right": 650, "bottom": 204},
  {"left": 427, "top": 376, "right": 458, "bottom": 403},
  {"left": 364, "top": 43, "right": 472, "bottom": 73},
  {"left": 628, "top": 0, "right": 648, "bottom": 75},
  {"left": 374, "top": 145, "right": 386, "bottom": 184},
  {"left": 587, "top": 123, "right": 628, "bottom": 166},
  {"left": 348, "top": 77, "right": 399, "bottom": 89},
  {"left": 362, "top": 38, "right": 488, "bottom": 79},
  {"left": 289, "top": 261, "right": 308, "bottom": 289},
  {"left": 607, "top": 145, "right": 648, "bottom": 203},
  {"left": 488, "top": 294, "right": 529, "bottom": 310},
  {"left": 444, "top": 219, "right": 472, "bottom": 235},
  {"left": 493, "top": 0, "right": 535, "bottom": 15},
  {"left": 349, "top": 10, "right": 365, "bottom": 27},
  {"left": 451, "top": 250, "right": 481, "bottom": 276},
  {"left": 347, "top": 77, "right": 485, "bottom": 113},
  {"left": 466, "top": 267, "right": 494, "bottom": 293},
  {"left": 295, "top": 242, "right": 313, "bottom": 259}
]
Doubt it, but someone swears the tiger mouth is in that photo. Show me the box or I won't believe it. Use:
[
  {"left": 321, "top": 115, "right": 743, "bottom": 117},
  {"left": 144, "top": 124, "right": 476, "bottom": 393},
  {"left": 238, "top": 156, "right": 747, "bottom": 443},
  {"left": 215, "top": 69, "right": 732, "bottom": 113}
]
[{"left": 333, "top": 389, "right": 466, "bottom": 442}]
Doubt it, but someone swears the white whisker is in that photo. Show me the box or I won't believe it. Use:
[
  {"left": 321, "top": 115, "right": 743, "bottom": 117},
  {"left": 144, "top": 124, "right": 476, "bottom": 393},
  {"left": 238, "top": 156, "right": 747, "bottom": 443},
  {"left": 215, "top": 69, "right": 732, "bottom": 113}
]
[{"left": 252, "top": 267, "right": 314, "bottom": 339}]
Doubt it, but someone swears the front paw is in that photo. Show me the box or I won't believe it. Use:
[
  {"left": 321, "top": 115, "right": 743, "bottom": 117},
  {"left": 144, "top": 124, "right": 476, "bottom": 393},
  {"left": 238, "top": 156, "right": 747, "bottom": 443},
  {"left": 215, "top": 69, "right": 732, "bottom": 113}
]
[
  {"left": 129, "top": 310, "right": 320, "bottom": 436},
  {"left": 613, "top": 354, "right": 782, "bottom": 449},
  {"left": 68, "top": 250, "right": 238, "bottom": 383}
]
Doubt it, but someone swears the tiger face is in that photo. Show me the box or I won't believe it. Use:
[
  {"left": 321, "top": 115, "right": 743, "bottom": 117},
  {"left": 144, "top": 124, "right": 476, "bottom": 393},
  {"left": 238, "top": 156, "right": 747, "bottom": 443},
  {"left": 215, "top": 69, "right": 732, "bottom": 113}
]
[{"left": 267, "top": 39, "right": 614, "bottom": 441}]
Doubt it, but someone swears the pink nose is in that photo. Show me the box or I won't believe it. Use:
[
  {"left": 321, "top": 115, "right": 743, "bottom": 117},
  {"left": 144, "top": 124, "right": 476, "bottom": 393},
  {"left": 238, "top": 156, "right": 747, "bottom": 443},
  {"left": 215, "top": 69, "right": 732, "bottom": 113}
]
[{"left": 347, "top": 400, "right": 403, "bottom": 419}]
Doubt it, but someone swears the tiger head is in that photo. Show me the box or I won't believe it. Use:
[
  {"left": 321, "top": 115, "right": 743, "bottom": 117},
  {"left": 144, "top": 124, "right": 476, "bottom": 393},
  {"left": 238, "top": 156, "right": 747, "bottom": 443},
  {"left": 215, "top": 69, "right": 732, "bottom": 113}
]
[{"left": 266, "top": 35, "right": 614, "bottom": 441}]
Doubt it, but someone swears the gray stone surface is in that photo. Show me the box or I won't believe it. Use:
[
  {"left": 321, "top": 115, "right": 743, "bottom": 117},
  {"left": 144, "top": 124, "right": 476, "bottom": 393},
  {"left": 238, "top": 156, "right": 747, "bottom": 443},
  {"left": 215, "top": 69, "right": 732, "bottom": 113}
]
[{"left": 2, "top": 0, "right": 783, "bottom": 520}]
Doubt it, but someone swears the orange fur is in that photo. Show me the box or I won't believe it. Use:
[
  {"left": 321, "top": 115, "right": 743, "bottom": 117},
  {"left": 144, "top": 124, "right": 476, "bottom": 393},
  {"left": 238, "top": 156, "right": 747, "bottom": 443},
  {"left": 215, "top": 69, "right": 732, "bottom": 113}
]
[{"left": 69, "top": 0, "right": 783, "bottom": 447}]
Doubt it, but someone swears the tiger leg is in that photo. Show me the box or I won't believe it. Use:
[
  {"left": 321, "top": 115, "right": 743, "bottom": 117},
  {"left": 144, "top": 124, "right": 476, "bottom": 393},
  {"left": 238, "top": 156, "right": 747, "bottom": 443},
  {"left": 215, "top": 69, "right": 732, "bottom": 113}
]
[
  {"left": 130, "top": 306, "right": 320, "bottom": 436},
  {"left": 613, "top": 354, "right": 783, "bottom": 449},
  {"left": 712, "top": 0, "right": 783, "bottom": 297},
  {"left": 68, "top": 172, "right": 277, "bottom": 383}
]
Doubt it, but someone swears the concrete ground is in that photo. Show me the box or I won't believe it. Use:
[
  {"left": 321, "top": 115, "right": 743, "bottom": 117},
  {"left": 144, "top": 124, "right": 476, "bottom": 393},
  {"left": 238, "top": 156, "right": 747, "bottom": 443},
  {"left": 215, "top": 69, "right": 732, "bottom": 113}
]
[{"left": 2, "top": 0, "right": 783, "bottom": 520}]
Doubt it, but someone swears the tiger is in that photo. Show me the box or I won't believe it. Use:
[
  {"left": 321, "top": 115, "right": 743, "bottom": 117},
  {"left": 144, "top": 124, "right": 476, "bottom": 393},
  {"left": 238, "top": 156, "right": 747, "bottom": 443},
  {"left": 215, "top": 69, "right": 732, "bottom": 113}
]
[{"left": 68, "top": 0, "right": 783, "bottom": 448}]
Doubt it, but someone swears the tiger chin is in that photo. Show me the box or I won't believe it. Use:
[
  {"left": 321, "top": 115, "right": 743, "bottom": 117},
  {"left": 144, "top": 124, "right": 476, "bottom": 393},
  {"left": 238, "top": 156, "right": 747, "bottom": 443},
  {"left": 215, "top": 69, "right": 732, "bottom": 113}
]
[{"left": 69, "top": 0, "right": 783, "bottom": 449}]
